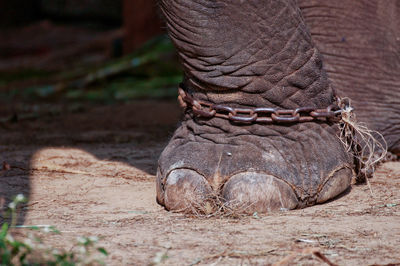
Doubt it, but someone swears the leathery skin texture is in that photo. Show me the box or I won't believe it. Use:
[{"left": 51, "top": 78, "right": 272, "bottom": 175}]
[
  {"left": 153, "top": 0, "right": 385, "bottom": 213},
  {"left": 298, "top": 0, "right": 400, "bottom": 154},
  {"left": 157, "top": 116, "right": 353, "bottom": 213}
]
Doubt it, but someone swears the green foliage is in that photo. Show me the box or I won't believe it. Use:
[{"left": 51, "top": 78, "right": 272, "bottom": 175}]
[
  {"left": 0, "top": 195, "right": 108, "bottom": 265},
  {"left": 0, "top": 35, "right": 182, "bottom": 103}
]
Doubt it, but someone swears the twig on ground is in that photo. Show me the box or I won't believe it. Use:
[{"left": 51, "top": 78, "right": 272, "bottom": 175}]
[
  {"left": 273, "top": 247, "right": 337, "bottom": 266},
  {"left": 190, "top": 249, "right": 277, "bottom": 265}
]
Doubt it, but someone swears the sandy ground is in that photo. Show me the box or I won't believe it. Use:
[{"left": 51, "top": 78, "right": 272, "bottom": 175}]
[{"left": 0, "top": 100, "right": 399, "bottom": 265}]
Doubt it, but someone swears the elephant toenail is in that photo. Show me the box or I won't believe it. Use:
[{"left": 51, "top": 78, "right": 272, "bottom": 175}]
[
  {"left": 162, "top": 169, "right": 213, "bottom": 212},
  {"left": 222, "top": 172, "right": 299, "bottom": 214},
  {"left": 317, "top": 167, "right": 353, "bottom": 203}
]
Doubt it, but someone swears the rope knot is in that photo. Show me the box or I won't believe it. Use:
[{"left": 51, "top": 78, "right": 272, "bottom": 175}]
[{"left": 337, "top": 97, "right": 387, "bottom": 187}]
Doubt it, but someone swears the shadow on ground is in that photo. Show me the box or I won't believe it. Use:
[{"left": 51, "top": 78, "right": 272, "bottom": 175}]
[{"left": 0, "top": 99, "right": 181, "bottom": 225}]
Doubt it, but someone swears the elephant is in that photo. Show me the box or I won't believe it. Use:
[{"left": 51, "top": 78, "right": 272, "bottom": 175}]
[{"left": 155, "top": 0, "right": 400, "bottom": 214}]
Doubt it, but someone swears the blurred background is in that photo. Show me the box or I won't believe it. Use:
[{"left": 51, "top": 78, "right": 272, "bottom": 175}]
[
  {"left": 0, "top": 0, "right": 183, "bottom": 225},
  {"left": 0, "top": 0, "right": 182, "bottom": 112}
]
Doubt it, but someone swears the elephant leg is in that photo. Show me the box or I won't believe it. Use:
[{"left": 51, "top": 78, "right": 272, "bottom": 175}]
[
  {"left": 156, "top": 0, "right": 354, "bottom": 213},
  {"left": 300, "top": 0, "right": 400, "bottom": 155}
]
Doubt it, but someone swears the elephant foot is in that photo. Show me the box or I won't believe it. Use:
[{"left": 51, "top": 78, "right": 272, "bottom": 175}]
[
  {"left": 156, "top": 0, "right": 357, "bottom": 214},
  {"left": 156, "top": 111, "right": 354, "bottom": 214}
]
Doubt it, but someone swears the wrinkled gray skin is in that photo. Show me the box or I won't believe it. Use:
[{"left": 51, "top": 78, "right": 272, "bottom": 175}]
[{"left": 156, "top": 0, "right": 400, "bottom": 213}]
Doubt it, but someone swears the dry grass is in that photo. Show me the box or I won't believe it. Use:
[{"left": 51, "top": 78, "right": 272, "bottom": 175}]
[
  {"left": 171, "top": 187, "right": 257, "bottom": 219},
  {"left": 338, "top": 97, "right": 387, "bottom": 187}
]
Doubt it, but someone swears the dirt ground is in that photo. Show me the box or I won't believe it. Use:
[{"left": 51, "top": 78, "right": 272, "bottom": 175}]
[{"left": 0, "top": 100, "right": 399, "bottom": 265}]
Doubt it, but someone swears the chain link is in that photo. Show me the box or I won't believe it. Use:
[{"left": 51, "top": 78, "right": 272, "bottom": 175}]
[{"left": 178, "top": 85, "right": 343, "bottom": 124}]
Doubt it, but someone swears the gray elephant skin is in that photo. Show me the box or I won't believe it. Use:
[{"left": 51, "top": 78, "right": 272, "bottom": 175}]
[{"left": 155, "top": 0, "right": 400, "bottom": 213}]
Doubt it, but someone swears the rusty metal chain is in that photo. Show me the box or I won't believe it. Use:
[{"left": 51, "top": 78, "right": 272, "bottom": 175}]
[{"left": 178, "top": 85, "right": 343, "bottom": 124}]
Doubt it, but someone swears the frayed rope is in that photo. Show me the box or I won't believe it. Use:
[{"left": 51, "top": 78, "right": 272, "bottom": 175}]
[{"left": 337, "top": 97, "right": 388, "bottom": 194}]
